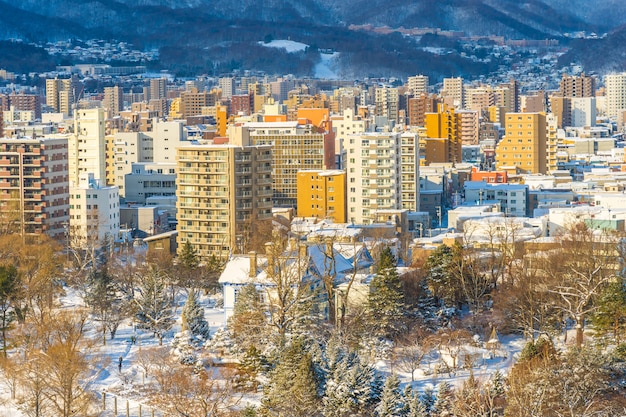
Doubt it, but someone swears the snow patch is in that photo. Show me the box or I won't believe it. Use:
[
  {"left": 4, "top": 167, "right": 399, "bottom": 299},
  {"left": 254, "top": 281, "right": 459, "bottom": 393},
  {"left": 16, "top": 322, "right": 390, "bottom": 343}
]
[{"left": 259, "top": 39, "right": 308, "bottom": 53}]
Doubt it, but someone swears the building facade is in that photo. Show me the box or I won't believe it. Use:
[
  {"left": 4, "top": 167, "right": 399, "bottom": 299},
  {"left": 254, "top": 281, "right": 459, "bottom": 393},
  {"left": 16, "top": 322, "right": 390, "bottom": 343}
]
[
  {"left": 296, "top": 170, "right": 346, "bottom": 223},
  {"left": 176, "top": 144, "right": 273, "bottom": 260},
  {"left": 0, "top": 137, "right": 69, "bottom": 239}
]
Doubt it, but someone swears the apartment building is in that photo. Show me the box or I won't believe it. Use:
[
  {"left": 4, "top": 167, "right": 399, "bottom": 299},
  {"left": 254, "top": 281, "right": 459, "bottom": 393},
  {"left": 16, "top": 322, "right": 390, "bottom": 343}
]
[
  {"left": 297, "top": 169, "right": 346, "bottom": 223},
  {"left": 345, "top": 132, "right": 402, "bottom": 224},
  {"left": 495, "top": 112, "right": 548, "bottom": 174},
  {"left": 176, "top": 143, "right": 273, "bottom": 260},
  {"left": 229, "top": 121, "right": 335, "bottom": 208},
  {"left": 0, "top": 136, "right": 69, "bottom": 239}
]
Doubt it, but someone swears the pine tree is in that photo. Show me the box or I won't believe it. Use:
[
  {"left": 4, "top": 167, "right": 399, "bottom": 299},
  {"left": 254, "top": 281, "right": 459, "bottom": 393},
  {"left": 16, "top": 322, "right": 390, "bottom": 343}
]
[
  {"left": 403, "top": 385, "right": 428, "bottom": 417},
  {"left": 178, "top": 240, "right": 199, "bottom": 270},
  {"left": 591, "top": 277, "right": 626, "bottom": 344},
  {"left": 228, "top": 283, "right": 268, "bottom": 351},
  {"left": 433, "top": 381, "right": 453, "bottom": 416},
  {"left": 236, "top": 345, "right": 268, "bottom": 391},
  {"left": 420, "top": 386, "right": 436, "bottom": 414},
  {"left": 0, "top": 265, "right": 19, "bottom": 355},
  {"left": 181, "top": 289, "right": 210, "bottom": 340},
  {"left": 135, "top": 265, "right": 174, "bottom": 344},
  {"left": 375, "top": 373, "right": 404, "bottom": 417},
  {"left": 261, "top": 339, "right": 320, "bottom": 417},
  {"left": 367, "top": 246, "right": 404, "bottom": 338}
]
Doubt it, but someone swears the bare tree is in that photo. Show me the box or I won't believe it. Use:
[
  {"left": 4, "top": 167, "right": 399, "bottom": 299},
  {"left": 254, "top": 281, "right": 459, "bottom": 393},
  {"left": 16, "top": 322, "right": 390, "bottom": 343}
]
[
  {"left": 393, "top": 329, "right": 432, "bottom": 381},
  {"left": 544, "top": 222, "right": 619, "bottom": 347},
  {"left": 149, "top": 354, "right": 240, "bottom": 417},
  {"left": 262, "top": 233, "right": 318, "bottom": 343}
]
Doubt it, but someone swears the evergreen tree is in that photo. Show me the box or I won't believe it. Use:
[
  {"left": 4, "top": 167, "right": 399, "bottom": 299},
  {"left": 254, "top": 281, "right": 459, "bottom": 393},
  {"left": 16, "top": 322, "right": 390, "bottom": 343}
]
[
  {"left": 403, "top": 385, "right": 428, "bottom": 417},
  {"left": 322, "top": 351, "right": 359, "bottom": 417},
  {"left": 236, "top": 345, "right": 268, "bottom": 391},
  {"left": 261, "top": 339, "right": 321, "bottom": 417},
  {"left": 433, "top": 381, "right": 453, "bottom": 416},
  {"left": 367, "top": 246, "right": 404, "bottom": 338},
  {"left": 178, "top": 240, "right": 199, "bottom": 270},
  {"left": 591, "top": 277, "right": 626, "bottom": 344},
  {"left": 425, "top": 244, "right": 462, "bottom": 308},
  {"left": 228, "top": 283, "right": 268, "bottom": 351},
  {"left": 420, "top": 386, "right": 436, "bottom": 414},
  {"left": 375, "top": 373, "right": 404, "bottom": 417},
  {"left": 135, "top": 265, "right": 174, "bottom": 344},
  {"left": 0, "top": 265, "right": 18, "bottom": 355},
  {"left": 181, "top": 289, "right": 210, "bottom": 340},
  {"left": 489, "top": 369, "right": 505, "bottom": 397}
]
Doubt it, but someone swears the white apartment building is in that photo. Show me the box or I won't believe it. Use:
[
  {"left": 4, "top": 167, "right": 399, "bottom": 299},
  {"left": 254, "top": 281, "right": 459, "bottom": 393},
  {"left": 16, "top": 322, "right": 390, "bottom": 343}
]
[
  {"left": 69, "top": 108, "right": 106, "bottom": 187},
  {"left": 124, "top": 162, "right": 176, "bottom": 205},
  {"left": 400, "top": 132, "right": 420, "bottom": 212},
  {"left": 345, "top": 132, "right": 402, "bottom": 224},
  {"left": 112, "top": 119, "right": 185, "bottom": 198},
  {"left": 70, "top": 173, "right": 120, "bottom": 247},
  {"left": 464, "top": 181, "right": 528, "bottom": 217},
  {"left": 331, "top": 108, "right": 367, "bottom": 169},
  {"left": 571, "top": 97, "right": 597, "bottom": 127}
]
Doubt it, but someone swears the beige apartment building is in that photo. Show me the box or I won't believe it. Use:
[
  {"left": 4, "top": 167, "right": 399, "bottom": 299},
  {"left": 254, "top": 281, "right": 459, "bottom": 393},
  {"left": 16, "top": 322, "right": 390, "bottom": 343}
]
[{"left": 176, "top": 143, "right": 273, "bottom": 260}]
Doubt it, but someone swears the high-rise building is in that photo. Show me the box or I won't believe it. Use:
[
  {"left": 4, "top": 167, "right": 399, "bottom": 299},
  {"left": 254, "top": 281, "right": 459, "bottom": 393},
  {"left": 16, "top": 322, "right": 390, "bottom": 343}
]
[
  {"left": 180, "top": 89, "right": 216, "bottom": 119},
  {"left": 219, "top": 77, "right": 236, "bottom": 99},
  {"left": 407, "top": 93, "right": 438, "bottom": 127},
  {"left": 46, "top": 77, "right": 80, "bottom": 115},
  {"left": 330, "top": 108, "right": 367, "bottom": 169},
  {"left": 571, "top": 97, "right": 597, "bottom": 127},
  {"left": 457, "top": 110, "right": 480, "bottom": 146},
  {"left": 229, "top": 121, "right": 335, "bottom": 208},
  {"left": 69, "top": 173, "right": 120, "bottom": 247},
  {"left": 0, "top": 136, "right": 69, "bottom": 239},
  {"left": 231, "top": 93, "right": 254, "bottom": 117},
  {"left": 559, "top": 73, "right": 595, "bottom": 98},
  {"left": 400, "top": 132, "right": 420, "bottom": 212},
  {"left": 270, "top": 78, "right": 294, "bottom": 103},
  {"left": 69, "top": 108, "right": 107, "bottom": 187},
  {"left": 495, "top": 112, "right": 548, "bottom": 174},
  {"left": 345, "top": 132, "right": 402, "bottom": 224},
  {"left": 176, "top": 144, "right": 273, "bottom": 260},
  {"left": 441, "top": 77, "right": 464, "bottom": 108},
  {"left": 604, "top": 73, "right": 626, "bottom": 120},
  {"left": 550, "top": 96, "right": 572, "bottom": 129},
  {"left": 103, "top": 86, "right": 124, "bottom": 117},
  {"left": 1, "top": 93, "right": 42, "bottom": 119},
  {"left": 407, "top": 75, "right": 429, "bottom": 96},
  {"left": 296, "top": 170, "right": 346, "bottom": 223},
  {"left": 149, "top": 78, "right": 167, "bottom": 101},
  {"left": 375, "top": 86, "right": 399, "bottom": 123},
  {"left": 423, "top": 104, "right": 463, "bottom": 165}
]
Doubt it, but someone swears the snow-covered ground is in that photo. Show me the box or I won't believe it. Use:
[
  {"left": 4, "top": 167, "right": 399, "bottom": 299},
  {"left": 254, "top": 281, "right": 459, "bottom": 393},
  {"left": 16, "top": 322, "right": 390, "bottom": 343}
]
[
  {"left": 0, "top": 289, "right": 228, "bottom": 417},
  {"left": 0, "top": 283, "right": 588, "bottom": 416},
  {"left": 259, "top": 39, "right": 341, "bottom": 79}
]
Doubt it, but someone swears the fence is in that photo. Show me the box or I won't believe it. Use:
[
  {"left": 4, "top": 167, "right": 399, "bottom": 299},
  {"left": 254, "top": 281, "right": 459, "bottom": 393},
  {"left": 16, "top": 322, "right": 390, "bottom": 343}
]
[{"left": 99, "top": 391, "right": 164, "bottom": 417}]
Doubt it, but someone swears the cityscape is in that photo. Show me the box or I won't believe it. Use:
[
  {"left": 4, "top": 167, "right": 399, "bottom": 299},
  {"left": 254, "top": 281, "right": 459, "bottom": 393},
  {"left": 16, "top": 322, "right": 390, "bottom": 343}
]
[{"left": 0, "top": 7, "right": 625, "bottom": 417}]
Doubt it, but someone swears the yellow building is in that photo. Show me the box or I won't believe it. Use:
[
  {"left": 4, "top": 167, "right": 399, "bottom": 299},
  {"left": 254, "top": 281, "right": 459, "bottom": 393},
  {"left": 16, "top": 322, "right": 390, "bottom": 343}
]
[
  {"left": 495, "top": 112, "right": 547, "bottom": 174},
  {"left": 423, "top": 104, "right": 463, "bottom": 165},
  {"left": 296, "top": 170, "right": 346, "bottom": 223},
  {"left": 176, "top": 144, "right": 273, "bottom": 260}
]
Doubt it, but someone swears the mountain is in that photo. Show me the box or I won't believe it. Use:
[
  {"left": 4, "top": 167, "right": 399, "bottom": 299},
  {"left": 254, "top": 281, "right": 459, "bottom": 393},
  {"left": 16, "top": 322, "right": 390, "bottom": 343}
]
[{"left": 1, "top": 0, "right": 625, "bottom": 78}]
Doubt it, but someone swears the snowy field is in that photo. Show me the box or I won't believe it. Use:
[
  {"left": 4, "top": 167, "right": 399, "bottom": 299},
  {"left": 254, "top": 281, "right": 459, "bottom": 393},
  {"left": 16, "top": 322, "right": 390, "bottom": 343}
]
[{"left": 259, "top": 39, "right": 341, "bottom": 79}]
